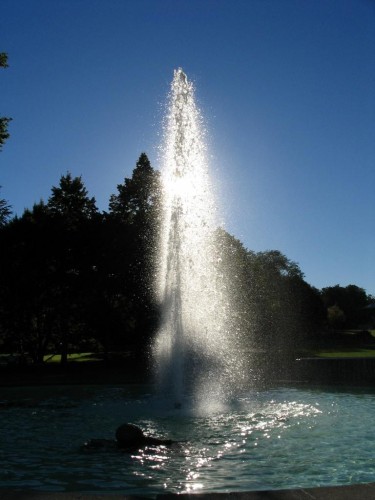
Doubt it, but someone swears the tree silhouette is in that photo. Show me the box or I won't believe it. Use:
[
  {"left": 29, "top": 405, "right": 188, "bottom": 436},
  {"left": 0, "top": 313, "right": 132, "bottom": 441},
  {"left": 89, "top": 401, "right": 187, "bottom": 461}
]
[
  {"left": 48, "top": 172, "right": 98, "bottom": 225},
  {"left": 108, "top": 153, "right": 161, "bottom": 351},
  {"left": 0, "top": 187, "right": 11, "bottom": 226},
  {"left": 0, "top": 53, "right": 12, "bottom": 151}
]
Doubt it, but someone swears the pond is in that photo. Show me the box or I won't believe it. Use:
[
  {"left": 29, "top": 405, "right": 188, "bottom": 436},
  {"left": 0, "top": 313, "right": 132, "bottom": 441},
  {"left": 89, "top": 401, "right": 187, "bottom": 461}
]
[{"left": 1, "top": 384, "right": 374, "bottom": 496}]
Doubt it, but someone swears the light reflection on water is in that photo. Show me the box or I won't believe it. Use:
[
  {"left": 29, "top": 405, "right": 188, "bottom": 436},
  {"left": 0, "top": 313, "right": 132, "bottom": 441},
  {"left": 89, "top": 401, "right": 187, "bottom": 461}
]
[{"left": 1, "top": 385, "right": 375, "bottom": 495}]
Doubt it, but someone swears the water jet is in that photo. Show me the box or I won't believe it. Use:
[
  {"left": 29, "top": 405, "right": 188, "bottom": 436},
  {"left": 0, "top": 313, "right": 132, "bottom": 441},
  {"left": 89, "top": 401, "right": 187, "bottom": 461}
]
[{"left": 153, "top": 69, "right": 243, "bottom": 408}]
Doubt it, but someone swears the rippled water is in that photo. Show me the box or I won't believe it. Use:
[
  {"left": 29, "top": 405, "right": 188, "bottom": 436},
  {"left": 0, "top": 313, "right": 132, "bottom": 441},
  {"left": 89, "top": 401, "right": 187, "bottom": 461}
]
[{"left": 1, "top": 385, "right": 375, "bottom": 496}]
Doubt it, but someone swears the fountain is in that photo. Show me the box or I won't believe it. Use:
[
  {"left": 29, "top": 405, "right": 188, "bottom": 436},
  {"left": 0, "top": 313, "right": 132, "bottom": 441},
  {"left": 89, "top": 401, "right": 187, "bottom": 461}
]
[
  {"left": 1, "top": 70, "right": 374, "bottom": 497},
  {"left": 153, "top": 69, "right": 243, "bottom": 408}
]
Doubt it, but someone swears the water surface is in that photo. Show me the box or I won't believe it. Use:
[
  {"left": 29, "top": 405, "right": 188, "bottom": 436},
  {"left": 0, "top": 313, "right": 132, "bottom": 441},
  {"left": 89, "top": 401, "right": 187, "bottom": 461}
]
[{"left": 1, "top": 384, "right": 374, "bottom": 495}]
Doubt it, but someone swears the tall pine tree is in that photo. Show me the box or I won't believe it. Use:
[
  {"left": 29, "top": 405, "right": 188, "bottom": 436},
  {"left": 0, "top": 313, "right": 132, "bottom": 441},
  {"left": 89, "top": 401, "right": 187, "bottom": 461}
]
[
  {"left": 48, "top": 172, "right": 98, "bottom": 226},
  {"left": 108, "top": 153, "right": 161, "bottom": 351}
]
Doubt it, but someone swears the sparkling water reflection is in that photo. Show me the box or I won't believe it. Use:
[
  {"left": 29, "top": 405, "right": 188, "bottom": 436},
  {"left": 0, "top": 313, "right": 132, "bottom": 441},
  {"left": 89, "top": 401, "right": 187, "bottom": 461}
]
[{"left": 1, "top": 385, "right": 375, "bottom": 495}]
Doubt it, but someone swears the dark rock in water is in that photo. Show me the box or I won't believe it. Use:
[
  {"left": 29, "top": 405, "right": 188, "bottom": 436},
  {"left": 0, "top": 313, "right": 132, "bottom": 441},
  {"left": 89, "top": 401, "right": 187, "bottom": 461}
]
[
  {"left": 82, "top": 423, "right": 175, "bottom": 452},
  {"left": 116, "top": 423, "right": 145, "bottom": 447}
]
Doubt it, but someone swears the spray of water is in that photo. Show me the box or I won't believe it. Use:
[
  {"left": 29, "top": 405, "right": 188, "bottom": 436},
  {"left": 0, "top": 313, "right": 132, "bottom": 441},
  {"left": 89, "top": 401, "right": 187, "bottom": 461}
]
[{"left": 153, "top": 69, "right": 243, "bottom": 409}]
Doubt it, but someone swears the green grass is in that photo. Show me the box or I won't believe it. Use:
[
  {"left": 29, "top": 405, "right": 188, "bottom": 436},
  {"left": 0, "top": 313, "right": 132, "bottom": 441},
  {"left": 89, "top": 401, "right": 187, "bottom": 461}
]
[
  {"left": 311, "top": 329, "right": 375, "bottom": 358},
  {"left": 43, "top": 352, "right": 102, "bottom": 363},
  {"left": 315, "top": 348, "right": 375, "bottom": 358}
]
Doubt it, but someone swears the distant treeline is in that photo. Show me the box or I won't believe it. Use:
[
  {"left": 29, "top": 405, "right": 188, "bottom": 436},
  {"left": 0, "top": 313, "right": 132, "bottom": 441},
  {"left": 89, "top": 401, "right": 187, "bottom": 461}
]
[{"left": 0, "top": 153, "right": 374, "bottom": 364}]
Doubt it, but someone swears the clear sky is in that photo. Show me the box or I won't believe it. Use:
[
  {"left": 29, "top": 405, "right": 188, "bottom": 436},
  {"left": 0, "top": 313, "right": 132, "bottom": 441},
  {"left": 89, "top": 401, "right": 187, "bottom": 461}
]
[{"left": 1, "top": 0, "right": 374, "bottom": 295}]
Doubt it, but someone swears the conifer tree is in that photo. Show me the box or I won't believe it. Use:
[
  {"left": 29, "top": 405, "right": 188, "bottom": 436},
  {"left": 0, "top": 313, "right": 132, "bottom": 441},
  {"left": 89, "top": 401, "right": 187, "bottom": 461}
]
[
  {"left": 46, "top": 173, "right": 99, "bottom": 363},
  {"left": 108, "top": 153, "right": 161, "bottom": 350},
  {"left": 47, "top": 172, "right": 98, "bottom": 226},
  {"left": 109, "top": 152, "right": 160, "bottom": 225}
]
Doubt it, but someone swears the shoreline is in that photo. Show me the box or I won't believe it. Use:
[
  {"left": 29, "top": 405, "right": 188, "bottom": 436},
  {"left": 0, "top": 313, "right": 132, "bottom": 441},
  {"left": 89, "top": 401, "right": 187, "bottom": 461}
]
[
  {"left": 2, "top": 481, "right": 375, "bottom": 499},
  {"left": 0, "top": 361, "right": 151, "bottom": 387},
  {"left": 3, "top": 354, "right": 375, "bottom": 388}
]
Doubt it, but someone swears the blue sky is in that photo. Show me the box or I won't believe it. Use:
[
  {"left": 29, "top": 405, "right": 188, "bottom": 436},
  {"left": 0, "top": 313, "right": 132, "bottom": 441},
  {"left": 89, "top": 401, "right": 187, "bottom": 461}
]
[{"left": 1, "top": 0, "right": 374, "bottom": 295}]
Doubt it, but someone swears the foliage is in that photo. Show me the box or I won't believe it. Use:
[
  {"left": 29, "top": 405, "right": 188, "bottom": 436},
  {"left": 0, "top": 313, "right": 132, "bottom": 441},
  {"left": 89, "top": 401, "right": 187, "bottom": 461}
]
[
  {"left": 109, "top": 152, "right": 160, "bottom": 225},
  {"left": 0, "top": 52, "right": 11, "bottom": 151},
  {"left": 321, "top": 284, "right": 374, "bottom": 329},
  {"left": 215, "top": 229, "right": 325, "bottom": 355},
  {"left": 0, "top": 118, "right": 11, "bottom": 151},
  {"left": 0, "top": 186, "right": 102, "bottom": 363},
  {"left": 0, "top": 53, "right": 8, "bottom": 68},
  {"left": 327, "top": 304, "right": 346, "bottom": 329},
  {"left": 108, "top": 153, "right": 161, "bottom": 350},
  {"left": 0, "top": 155, "right": 162, "bottom": 363},
  {"left": 0, "top": 53, "right": 12, "bottom": 224},
  {"left": 47, "top": 172, "right": 98, "bottom": 225},
  {"left": 1, "top": 151, "right": 371, "bottom": 367},
  {"left": 0, "top": 187, "right": 12, "bottom": 226},
  {"left": 0, "top": 203, "right": 56, "bottom": 362}
]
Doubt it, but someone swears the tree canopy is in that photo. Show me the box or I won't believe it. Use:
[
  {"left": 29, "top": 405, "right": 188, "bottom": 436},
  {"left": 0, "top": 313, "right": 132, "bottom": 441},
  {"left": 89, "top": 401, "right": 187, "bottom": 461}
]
[
  {"left": 48, "top": 172, "right": 98, "bottom": 225},
  {"left": 321, "top": 284, "right": 373, "bottom": 329},
  {"left": 0, "top": 152, "right": 373, "bottom": 367}
]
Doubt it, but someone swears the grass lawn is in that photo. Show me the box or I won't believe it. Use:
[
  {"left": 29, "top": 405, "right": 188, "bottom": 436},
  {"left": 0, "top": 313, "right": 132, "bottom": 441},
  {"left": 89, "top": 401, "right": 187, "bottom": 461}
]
[
  {"left": 43, "top": 352, "right": 103, "bottom": 363},
  {"left": 311, "top": 329, "right": 375, "bottom": 358},
  {"left": 315, "top": 348, "right": 375, "bottom": 358}
]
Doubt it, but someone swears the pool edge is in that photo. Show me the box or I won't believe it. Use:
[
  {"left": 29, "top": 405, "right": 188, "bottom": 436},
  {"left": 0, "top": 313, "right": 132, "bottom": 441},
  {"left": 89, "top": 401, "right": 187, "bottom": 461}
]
[{"left": 2, "top": 482, "right": 375, "bottom": 499}]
